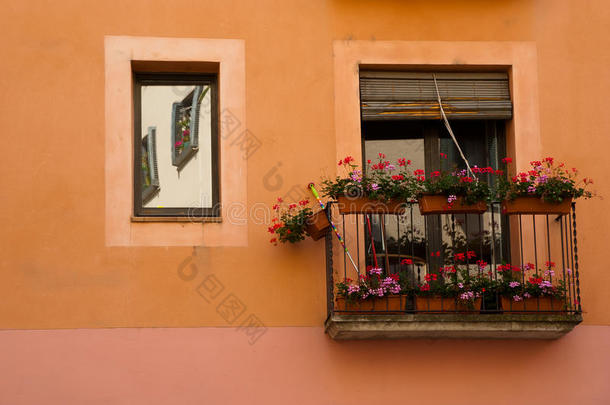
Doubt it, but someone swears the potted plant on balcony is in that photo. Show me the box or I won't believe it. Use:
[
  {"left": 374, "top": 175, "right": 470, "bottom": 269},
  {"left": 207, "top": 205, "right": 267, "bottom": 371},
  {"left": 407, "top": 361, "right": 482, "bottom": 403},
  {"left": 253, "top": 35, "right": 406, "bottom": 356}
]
[
  {"left": 268, "top": 198, "right": 331, "bottom": 244},
  {"left": 320, "top": 154, "right": 419, "bottom": 214},
  {"left": 335, "top": 266, "right": 410, "bottom": 313},
  {"left": 497, "top": 261, "right": 568, "bottom": 312},
  {"left": 416, "top": 251, "right": 487, "bottom": 312},
  {"left": 497, "top": 157, "right": 594, "bottom": 215},
  {"left": 415, "top": 271, "right": 458, "bottom": 312},
  {"left": 417, "top": 166, "right": 495, "bottom": 215}
]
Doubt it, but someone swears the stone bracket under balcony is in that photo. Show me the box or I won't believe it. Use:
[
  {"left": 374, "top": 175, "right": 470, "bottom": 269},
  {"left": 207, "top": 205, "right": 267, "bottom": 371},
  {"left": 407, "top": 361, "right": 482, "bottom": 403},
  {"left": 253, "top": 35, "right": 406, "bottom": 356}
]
[{"left": 325, "top": 313, "right": 583, "bottom": 340}]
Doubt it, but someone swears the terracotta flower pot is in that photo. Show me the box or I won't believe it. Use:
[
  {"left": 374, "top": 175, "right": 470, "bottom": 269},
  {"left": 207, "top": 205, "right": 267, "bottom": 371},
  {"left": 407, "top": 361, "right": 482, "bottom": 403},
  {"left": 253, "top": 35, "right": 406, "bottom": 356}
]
[
  {"left": 415, "top": 296, "right": 457, "bottom": 312},
  {"left": 457, "top": 298, "right": 482, "bottom": 313},
  {"left": 335, "top": 295, "right": 406, "bottom": 314},
  {"left": 304, "top": 210, "right": 331, "bottom": 241},
  {"left": 418, "top": 194, "right": 487, "bottom": 215},
  {"left": 501, "top": 197, "right": 572, "bottom": 216},
  {"left": 336, "top": 196, "right": 406, "bottom": 215},
  {"left": 501, "top": 296, "right": 565, "bottom": 313}
]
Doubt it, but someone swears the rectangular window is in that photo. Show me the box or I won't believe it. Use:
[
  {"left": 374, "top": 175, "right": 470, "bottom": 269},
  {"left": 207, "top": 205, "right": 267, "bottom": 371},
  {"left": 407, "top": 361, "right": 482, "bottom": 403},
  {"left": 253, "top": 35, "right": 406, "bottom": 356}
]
[
  {"left": 133, "top": 73, "right": 219, "bottom": 217},
  {"left": 359, "top": 71, "right": 513, "bottom": 275}
]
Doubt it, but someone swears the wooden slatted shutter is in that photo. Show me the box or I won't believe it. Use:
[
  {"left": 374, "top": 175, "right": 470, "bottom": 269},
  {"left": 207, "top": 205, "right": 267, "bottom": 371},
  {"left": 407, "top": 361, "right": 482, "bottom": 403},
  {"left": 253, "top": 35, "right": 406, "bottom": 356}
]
[{"left": 360, "top": 71, "right": 512, "bottom": 121}]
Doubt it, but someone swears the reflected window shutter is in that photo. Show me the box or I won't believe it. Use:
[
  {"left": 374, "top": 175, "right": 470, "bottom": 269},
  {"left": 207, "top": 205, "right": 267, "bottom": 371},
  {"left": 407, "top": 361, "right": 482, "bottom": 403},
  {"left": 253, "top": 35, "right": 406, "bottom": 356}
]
[
  {"left": 147, "top": 127, "right": 159, "bottom": 187},
  {"left": 360, "top": 72, "right": 512, "bottom": 121}
]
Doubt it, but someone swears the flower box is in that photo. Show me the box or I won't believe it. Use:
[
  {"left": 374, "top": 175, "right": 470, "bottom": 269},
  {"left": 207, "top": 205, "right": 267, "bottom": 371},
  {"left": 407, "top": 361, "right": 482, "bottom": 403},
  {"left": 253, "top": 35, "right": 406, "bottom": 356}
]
[
  {"left": 501, "top": 296, "right": 565, "bottom": 313},
  {"left": 501, "top": 197, "right": 572, "bottom": 216},
  {"left": 336, "top": 195, "right": 406, "bottom": 215},
  {"left": 415, "top": 296, "right": 482, "bottom": 312},
  {"left": 415, "top": 296, "right": 456, "bottom": 312},
  {"left": 335, "top": 295, "right": 406, "bottom": 314},
  {"left": 418, "top": 194, "right": 487, "bottom": 215},
  {"left": 304, "top": 210, "right": 331, "bottom": 241}
]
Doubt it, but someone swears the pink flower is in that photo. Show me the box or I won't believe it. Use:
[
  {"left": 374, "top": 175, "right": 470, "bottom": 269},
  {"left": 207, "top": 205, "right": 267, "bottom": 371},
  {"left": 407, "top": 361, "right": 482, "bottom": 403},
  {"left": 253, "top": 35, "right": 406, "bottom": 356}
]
[{"left": 369, "top": 267, "right": 382, "bottom": 275}]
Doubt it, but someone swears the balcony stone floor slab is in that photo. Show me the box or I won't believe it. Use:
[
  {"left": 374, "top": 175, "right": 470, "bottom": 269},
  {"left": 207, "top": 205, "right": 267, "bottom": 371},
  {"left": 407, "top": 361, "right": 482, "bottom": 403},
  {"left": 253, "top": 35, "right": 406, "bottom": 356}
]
[{"left": 325, "top": 313, "right": 582, "bottom": 340}]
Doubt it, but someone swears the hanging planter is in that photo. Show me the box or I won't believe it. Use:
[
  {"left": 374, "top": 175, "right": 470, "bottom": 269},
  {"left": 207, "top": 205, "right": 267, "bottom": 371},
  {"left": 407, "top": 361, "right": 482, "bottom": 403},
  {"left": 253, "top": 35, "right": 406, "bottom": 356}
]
[
  {"left": 336, "top": 195, "right": 406, "bottom": 215},
  {"left": 501, "top": 197, "right": 572, "bottom": 216},
  {"left": 335, "top": 295, "right": 406, "bottom": 314},
  {"left": 304, "top": 210, "right": 331, "bottom": 241},
  {"left": 418, "top": 194, "right": 488, "bottom": 215},
  {"left": 501, "top": 296, "right": 565, "bottom": 313},
  {"left": 269, "top": 198, "right": 330, "bottom": 245}
]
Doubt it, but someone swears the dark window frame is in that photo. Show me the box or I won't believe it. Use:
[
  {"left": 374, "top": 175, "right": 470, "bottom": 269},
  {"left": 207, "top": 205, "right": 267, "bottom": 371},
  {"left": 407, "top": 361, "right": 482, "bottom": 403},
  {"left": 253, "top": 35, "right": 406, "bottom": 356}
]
[{"left": 133, "top": 72, "right": 220, "bottom": 218}]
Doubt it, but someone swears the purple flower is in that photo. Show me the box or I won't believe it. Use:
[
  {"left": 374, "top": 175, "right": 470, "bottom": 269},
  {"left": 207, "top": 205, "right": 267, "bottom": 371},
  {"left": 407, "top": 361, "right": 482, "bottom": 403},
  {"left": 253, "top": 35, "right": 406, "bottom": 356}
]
[
  {"left": 539, "top": 280, "right": 553, "bottom": 289},
  {"left": 513, "top": 295, "right": 523, "bottom": 302},
  {"left": 460, "top": 291, "right": 479, "bottom": 301},
  {"left": 347, "top": 285, "right": 360, "bottom": 295},
  {"left": 350, "top": 170, "right": 363, "bottom": 183},
  {"left": 527, "top": 185, "right": 536, "bottom": 193},
  {"left": 380, "top": 277, "right": 401, "bottom": 294},
  {"left": 509, "top": 281, "right": 520, "bottom": 288},
  {"left": 369, "top": 267, "right": 382, "bottom": 275},
  {"left": 370, "top": 183, "right": 380, "bottom": 191}
]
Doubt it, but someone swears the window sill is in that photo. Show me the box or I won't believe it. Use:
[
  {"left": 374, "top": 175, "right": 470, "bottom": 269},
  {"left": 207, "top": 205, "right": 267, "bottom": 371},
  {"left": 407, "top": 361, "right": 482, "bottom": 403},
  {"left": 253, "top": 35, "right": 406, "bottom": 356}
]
[
  {"left": 325, "top": 313, "right": 582, "bottom": 340},
  {"left": 131, "top": 216, "right": 222, "bottom": 223}
]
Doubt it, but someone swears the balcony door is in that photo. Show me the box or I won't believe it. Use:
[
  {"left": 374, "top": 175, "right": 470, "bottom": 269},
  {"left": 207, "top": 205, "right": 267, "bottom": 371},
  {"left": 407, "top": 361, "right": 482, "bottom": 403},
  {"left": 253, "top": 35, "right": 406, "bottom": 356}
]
[{"left": 361, "top": 119, "right": 509, "bottom": 280}]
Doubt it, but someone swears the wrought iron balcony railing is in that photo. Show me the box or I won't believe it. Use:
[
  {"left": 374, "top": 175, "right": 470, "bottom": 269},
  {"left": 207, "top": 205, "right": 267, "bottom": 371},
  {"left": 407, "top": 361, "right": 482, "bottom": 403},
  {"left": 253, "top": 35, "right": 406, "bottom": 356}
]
[{"left": 324, "top": 201, "right": 582, "bottom": 318}]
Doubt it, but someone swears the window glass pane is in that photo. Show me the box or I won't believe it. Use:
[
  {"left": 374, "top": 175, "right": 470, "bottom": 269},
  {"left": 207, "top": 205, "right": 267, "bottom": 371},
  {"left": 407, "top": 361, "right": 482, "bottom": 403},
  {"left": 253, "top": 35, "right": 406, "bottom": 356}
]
[
  {"left": 364, "top": 137, "right": 428, "bottom": 275},
  {"left": 362, "top": 120, "right": 508, "bottom": 282},
  {"left": 139, "top": 84, "right": 214, "bottom": 209},
  {"left": 438, "top": 121, "right": 506, "bottom": 270}
]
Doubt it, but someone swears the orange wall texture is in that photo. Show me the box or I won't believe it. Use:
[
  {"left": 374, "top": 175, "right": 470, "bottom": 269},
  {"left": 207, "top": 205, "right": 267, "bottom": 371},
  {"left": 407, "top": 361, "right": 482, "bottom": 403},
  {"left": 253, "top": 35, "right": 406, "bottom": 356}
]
[{"left": 1, "top": 0, "right": 610, "bottom": 403}]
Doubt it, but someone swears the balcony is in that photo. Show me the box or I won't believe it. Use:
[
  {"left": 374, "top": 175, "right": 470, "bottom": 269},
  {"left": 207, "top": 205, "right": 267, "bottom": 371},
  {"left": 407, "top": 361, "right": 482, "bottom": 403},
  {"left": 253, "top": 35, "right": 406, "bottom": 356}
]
[{"left": 323, "top": 201, "right": 583, "bottom": 339}]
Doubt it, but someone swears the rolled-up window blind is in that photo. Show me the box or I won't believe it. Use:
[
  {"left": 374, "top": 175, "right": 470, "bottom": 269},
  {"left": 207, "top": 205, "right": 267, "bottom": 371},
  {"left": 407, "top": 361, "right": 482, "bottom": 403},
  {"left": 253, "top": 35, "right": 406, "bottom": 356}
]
[{"left": 360, "top": 71, "right": 512, "bottom": 121}]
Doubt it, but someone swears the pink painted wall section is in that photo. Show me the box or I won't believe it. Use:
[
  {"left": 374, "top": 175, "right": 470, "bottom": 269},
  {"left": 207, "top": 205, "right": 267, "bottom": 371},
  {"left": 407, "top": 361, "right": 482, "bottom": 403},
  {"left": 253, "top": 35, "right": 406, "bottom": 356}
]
[{"left": 1, "top": 326, "right": 609, "bottom": 405}]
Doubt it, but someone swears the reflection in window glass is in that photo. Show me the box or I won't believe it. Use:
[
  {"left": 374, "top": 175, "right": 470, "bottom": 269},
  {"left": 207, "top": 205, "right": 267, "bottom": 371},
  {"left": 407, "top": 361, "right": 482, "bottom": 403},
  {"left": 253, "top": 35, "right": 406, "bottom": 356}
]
[{"left": 134, "top": 74, "right": 218, "bottom": 217}]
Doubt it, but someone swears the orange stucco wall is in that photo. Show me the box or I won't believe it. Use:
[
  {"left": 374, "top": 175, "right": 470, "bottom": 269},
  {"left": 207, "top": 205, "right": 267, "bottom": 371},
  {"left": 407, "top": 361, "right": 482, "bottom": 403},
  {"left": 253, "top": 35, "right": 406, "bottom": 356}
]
[
  {"left": 0, "top": 0, "right": 606, "bottom": 329},
  {"left": 1, "top": 0, "right": 610, "bottom": 402},
  {"left": 1, "top": 0, "right": 608, "bottom": 329}
]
